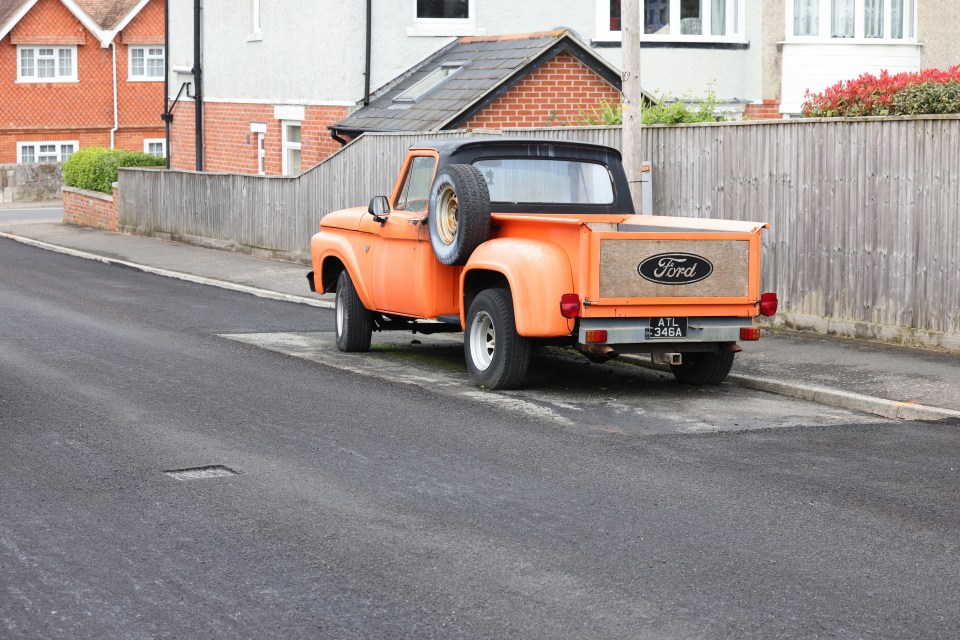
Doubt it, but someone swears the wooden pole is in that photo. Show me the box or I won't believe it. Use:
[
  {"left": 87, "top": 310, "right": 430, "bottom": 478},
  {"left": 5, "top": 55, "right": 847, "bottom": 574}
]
[{"left": 621, "top": 0, "right": 643, "bottom": 210}]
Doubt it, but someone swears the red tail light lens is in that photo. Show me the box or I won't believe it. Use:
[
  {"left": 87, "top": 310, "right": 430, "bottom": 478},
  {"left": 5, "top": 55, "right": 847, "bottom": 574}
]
[
  {"left": 740, "top": 327, "right": 761, "bottom": 341},
  {"left": 560, "top": 294, "right": 581, "bottom": 319},
  {"left": 585, "top": 329, "right": 608, "bottom": 343},
  {"left": 759, "top": 292, "right": 778, "bottom": 316}
]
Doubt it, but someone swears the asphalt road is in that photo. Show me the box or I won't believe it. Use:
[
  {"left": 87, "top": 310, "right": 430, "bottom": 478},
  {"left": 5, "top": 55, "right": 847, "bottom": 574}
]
[{"left": 3, "top": 238, "right": 960, "bottom": 639}]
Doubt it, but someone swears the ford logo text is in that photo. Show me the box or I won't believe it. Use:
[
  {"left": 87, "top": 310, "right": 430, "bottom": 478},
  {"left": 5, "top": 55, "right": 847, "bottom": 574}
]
[{"left": 637, "top": 253, "right": 713, "bottom": 285}]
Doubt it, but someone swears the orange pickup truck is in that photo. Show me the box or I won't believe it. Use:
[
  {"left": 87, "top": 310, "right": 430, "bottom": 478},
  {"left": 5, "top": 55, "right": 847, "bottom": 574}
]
[{"left": 308, "top": 138, "right": 776, "bottom": 389}]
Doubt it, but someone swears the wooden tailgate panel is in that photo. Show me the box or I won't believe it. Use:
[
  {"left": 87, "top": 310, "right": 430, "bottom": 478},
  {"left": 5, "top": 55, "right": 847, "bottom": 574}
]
[{"left": 599, "top": 239, "right": 749, "bottom": 299}]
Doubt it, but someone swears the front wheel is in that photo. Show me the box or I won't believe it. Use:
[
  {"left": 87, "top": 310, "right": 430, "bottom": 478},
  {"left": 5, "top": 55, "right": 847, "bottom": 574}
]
[
  {"left": 464, "top": 288, "right": 531, "bottom": 389},
  {"left": 335, "top": 270, "right": 373, "bottom": 352},
  {"left": 670, "top": 351, "right": 735, "bottom": 385}
]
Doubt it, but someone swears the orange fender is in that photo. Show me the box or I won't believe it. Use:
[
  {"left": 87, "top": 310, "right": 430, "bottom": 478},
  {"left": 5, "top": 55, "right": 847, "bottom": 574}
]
[
  {"left": 463, "top": 238, "right": 575, "bottom": 338},
  {"left": 310, "top": 232, "right": 375, "bottom": 310}
]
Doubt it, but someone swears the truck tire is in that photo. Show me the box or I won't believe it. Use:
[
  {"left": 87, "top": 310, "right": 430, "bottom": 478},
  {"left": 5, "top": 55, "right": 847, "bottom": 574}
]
[
  {"left": 428, "top": 164, "right": 491, "bottom": 266},
  {"left": 464, "top": 288, "right": 531, "bottom": 389},
  {"left": 670, "top": 351, "right": 735, "bottom": 385},
  {"left": 335, "top": 269, "right": 373, "bottom": 352}
]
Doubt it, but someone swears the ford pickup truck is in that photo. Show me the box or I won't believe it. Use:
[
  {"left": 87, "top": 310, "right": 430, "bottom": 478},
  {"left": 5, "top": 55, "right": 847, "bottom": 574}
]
[{"left": 308, "top": 138, "right": 777, "bottom": 389}]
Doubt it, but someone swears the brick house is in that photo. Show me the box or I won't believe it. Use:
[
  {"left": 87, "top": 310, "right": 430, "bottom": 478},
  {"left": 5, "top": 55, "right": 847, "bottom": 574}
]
[
  {"left": 0, "top": 0, "right": 165, "bottom": 165},
  {"left": 331, "top": 31, "right": 631, "bottom": 141}
]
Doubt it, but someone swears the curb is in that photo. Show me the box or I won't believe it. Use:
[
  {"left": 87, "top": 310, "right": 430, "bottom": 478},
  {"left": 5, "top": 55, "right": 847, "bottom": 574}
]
[
  {"left": 621, "top": 355, "right": 960, "bottom": 422},
  {"left": 7, "top": 230, "right": 959, "bottom": 423},
  {"left": 0, "top": 232, "right": 334, "bottom": 310}
]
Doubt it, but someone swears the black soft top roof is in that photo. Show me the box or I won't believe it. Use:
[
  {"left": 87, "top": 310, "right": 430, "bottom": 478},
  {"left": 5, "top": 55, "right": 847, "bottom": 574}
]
[{"left": 410, "top": 138, "right": 634, "bottom": 215}]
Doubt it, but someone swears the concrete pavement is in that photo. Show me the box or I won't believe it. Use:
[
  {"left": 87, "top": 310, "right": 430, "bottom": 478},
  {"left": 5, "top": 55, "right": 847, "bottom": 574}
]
[{"left": 3, "top": 212, "right": 959, "bottom": 422}]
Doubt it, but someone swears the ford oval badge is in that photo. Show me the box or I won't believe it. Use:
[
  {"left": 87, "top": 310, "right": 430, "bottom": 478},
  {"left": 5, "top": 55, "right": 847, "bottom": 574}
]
[{"left": 638, "top": 253, "right": 713, "bottom": 285}]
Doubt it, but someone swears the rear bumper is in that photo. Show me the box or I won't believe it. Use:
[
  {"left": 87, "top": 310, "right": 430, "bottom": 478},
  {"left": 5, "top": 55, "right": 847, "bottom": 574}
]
[{"left": 578, "top": 316, "right": 752, "bottom": 346}]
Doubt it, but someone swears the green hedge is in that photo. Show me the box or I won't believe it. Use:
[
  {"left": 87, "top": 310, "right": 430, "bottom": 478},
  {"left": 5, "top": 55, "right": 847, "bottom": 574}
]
[
  {"left": 62, "top": 147, "right": 165, "bottom": 194},
  {"left": 889, "top": 81, "right": 960, "bottom": 116}
]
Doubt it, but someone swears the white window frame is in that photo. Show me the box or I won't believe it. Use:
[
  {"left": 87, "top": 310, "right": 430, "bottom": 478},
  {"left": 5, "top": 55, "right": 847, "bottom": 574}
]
[
  {"left": 785, "top": 0, "right": 917, "bottom": 42},
  {"left": 144, "top": 138, "right": 167, "bottom": 157},
  {"left": 281, "top": 120, "right": 301, "bottom": 176},
  {"left": 596, "top": 0, "right": 747, "bottom": 43},
  {"left": 16, "top": 140, "right": 79, "bottom": 164},
  {"left": 408, "top": 0, "right": 485, "bottom": 37},
  {"left": 16, "top": 45, "right": 78, "bottom": 83},
  {"left": 248, "top": 0, "right": 262, "bottom": 41},
  {"left": 128, "top": 45, "right": 165, "bottom": 81}
]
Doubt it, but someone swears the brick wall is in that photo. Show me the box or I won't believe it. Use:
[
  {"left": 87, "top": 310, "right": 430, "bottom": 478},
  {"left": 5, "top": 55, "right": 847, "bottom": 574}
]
[
  {"left": 743, "top": 100, "right": 783, "bottom": 120},
  {"left": 63, "top": 184, "right": 119, "bottom": 231},
  {"left": 462, "top": 52, "right": 621, "bottom": 129},
  {"left": 0, "top": 0, "right": 164, "bottom": 163},
  {"left": 169, "top": 101, "right": 347, "bottom": 174}
]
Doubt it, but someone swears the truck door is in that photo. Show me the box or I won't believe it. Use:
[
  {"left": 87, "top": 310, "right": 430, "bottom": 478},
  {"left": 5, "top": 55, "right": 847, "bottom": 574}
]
[{"left": 364, "top": 153, "right": 436, "bottom": 315}]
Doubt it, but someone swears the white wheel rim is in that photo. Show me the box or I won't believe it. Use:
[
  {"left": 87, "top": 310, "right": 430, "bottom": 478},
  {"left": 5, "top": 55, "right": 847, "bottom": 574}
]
[
  {"left": 336, "top": 286, "right": 345, "bottom": 336},
  {"left": 436, "top": 184, "right": 459, "bottom": 245},
  {"left": 469, "top": 310, "right": 495, "bottom": 371}
]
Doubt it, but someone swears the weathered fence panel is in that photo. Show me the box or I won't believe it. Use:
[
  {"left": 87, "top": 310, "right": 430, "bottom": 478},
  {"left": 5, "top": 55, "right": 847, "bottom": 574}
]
[{"left": 119, "top": 117, "right": 960, "bottom": 347}]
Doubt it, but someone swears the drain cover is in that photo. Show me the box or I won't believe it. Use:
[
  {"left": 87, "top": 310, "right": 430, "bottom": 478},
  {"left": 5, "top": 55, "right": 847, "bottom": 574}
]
[{"left": 164, "top": 465, "right": 237, "bottom": 480}]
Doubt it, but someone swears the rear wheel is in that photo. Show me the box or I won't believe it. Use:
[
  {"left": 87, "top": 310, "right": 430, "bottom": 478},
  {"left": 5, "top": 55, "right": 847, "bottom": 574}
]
[
  {"left": 335, "top": 270, "right": 373, "bottom": 352},
  {"left": 464, "top": 288, "right": 531, "bottom": 389},
  {"left": 670, "top": 351, "right": 735, "bottom": 385}
]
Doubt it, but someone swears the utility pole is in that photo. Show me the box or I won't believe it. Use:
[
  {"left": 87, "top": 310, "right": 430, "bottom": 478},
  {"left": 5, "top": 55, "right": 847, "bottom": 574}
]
[{"left": 621, "top": 0, "right": 643, "bottom": 209}]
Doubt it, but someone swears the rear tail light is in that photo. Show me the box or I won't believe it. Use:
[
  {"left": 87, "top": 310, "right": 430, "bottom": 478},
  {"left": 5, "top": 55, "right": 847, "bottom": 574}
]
[
  {"left": 740, "top": 327, "right": 761, "bottom": 341},
  {"left": 759, "top": 292, "right": 778, "bottom": 316},
  {"left": 585, "top": 329, "right": 608, "bottom": 343},
  {"left": 560, "top": 293, "right": 581, "bottom": 319}
]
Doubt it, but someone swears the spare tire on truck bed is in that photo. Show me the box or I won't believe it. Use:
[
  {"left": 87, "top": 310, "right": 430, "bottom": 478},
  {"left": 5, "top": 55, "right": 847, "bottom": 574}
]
[{"left": 428, "top": 164, "right": 491, "bottom": 266}]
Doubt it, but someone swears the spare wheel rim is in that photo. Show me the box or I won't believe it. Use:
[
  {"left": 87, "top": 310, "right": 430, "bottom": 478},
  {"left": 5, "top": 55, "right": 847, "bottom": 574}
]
[
  {"left": 437, "top": 184, "right": 459, "bottom": 245},
  {"left": 470, "top": 310, "right": 496, "bottom": 371}
]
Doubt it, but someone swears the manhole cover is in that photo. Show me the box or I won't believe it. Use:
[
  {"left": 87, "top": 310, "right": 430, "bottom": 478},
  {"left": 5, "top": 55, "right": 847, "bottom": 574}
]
[{"left": 164, "top": 465, "right": 237, "bottom": 480}]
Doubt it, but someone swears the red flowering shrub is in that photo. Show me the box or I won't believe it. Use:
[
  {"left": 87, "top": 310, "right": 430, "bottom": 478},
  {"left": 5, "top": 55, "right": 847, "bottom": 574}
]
[{"left": 801, "top": 66, "right": 960, "bottom": 117}]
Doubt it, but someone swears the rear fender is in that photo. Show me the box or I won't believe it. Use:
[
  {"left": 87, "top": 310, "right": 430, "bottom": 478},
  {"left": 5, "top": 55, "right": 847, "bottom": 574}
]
[
  {"left": 462, "top": 238, "right": 574, "bottom": 337},
  {"left": 310, "top": 232, "right": 375, "bottom": 310}
]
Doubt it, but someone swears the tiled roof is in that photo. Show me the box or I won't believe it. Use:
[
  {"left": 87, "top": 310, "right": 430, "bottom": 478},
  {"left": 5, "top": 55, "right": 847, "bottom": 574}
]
[
  {"left": 0, "top": 0, "right": 30, "bottom": 30},
  {"left": 332, "top": 30, "right": 623, "bottom": 135},
  {"left": 74, "top": 0, "right": 142, "bottom": 30},
  {"left": 0, "top": 0, "right": 143, "bottom": 37}
]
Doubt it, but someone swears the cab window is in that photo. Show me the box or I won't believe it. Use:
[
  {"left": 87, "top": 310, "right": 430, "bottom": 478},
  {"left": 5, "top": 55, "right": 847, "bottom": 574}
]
[{"left": 393, "top": 155, "right": 436, "bottom": 212}]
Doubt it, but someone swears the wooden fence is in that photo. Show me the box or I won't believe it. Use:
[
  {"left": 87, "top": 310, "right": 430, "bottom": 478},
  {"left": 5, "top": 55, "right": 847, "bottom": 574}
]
[{"left": 118, "top": 117, "right": 960, "bottom": 347}]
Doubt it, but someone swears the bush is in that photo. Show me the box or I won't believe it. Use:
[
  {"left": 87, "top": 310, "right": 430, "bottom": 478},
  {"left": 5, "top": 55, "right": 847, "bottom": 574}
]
[
  {"left": 889, "top": 80, "right": 960, "bottom": 115},
  {"left": 63, "top": 147, "right": 165, "bottom": 194},
  {"left": 801, "top": 66, "right": 960, "bottom": 117},
  {"left": 640, "top": 90, "right": 728, "bottom": 125},
  {"left": 578, "top": 99, "right": 623, "bottom": 125}
]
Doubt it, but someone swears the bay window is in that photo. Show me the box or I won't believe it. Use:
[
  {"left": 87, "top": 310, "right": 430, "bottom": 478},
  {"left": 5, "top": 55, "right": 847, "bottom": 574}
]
[
  {"left": 597, "top": 0, "right": 745, "bottom": 42},
  {"left": 788, "top": 0, "right": 915, "bottom": 40}
]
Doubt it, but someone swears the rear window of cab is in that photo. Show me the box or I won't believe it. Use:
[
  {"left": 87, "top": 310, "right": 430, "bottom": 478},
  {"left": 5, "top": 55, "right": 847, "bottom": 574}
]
[{"left": 472, "top": 158, "right": 615, "bottom": 206}]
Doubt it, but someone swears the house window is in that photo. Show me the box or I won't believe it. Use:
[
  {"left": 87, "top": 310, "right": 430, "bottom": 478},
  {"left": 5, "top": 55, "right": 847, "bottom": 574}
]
[
  {"left": 596, "top": 0, "right": 745, "bottom": 42},
  {"left": 17, "top": 141, "right": 78, "bottom": 164},
  {"left": 409, "top": 0, "right": 482, "bottom": 36},
  {"left": 17, "top": 46, "right": 77, "bottom": 82},
  {"left": 144, "top": 138, "right": 166, "bottom": 157},
  {"left": 417, "top": 0, "right": 468, "bottom": 19},
  {"left": 788, "top": 0, "right": 915, "bottom": 40},
  {"left": 392, "top": 62, "right": 464, "bottom": 106},
  {"left": 129, "top": 46, "right": 165, "bottom": 80},
  {"left": 282, "top": 121, "right": 301, "bottom": 176}
]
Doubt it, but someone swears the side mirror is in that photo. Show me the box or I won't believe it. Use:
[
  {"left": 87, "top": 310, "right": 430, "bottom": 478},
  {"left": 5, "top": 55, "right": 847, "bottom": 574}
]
[{"left": 368, "top": 196, "right": 390, "bottom": 224}]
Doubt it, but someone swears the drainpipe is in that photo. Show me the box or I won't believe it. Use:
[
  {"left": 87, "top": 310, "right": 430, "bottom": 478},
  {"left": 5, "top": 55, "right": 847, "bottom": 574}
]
[
  {"left": 193, "top": 0, "right": 203, "bottom": 171},
  {"left": 363, "top": 0, "right": 371, "bottom": 105},
  {"left": 163, "top": 0, "right": 170, "bottom": 169},
  {"left": 110, "top": 42, "right": 119, "bottom": 148}
]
